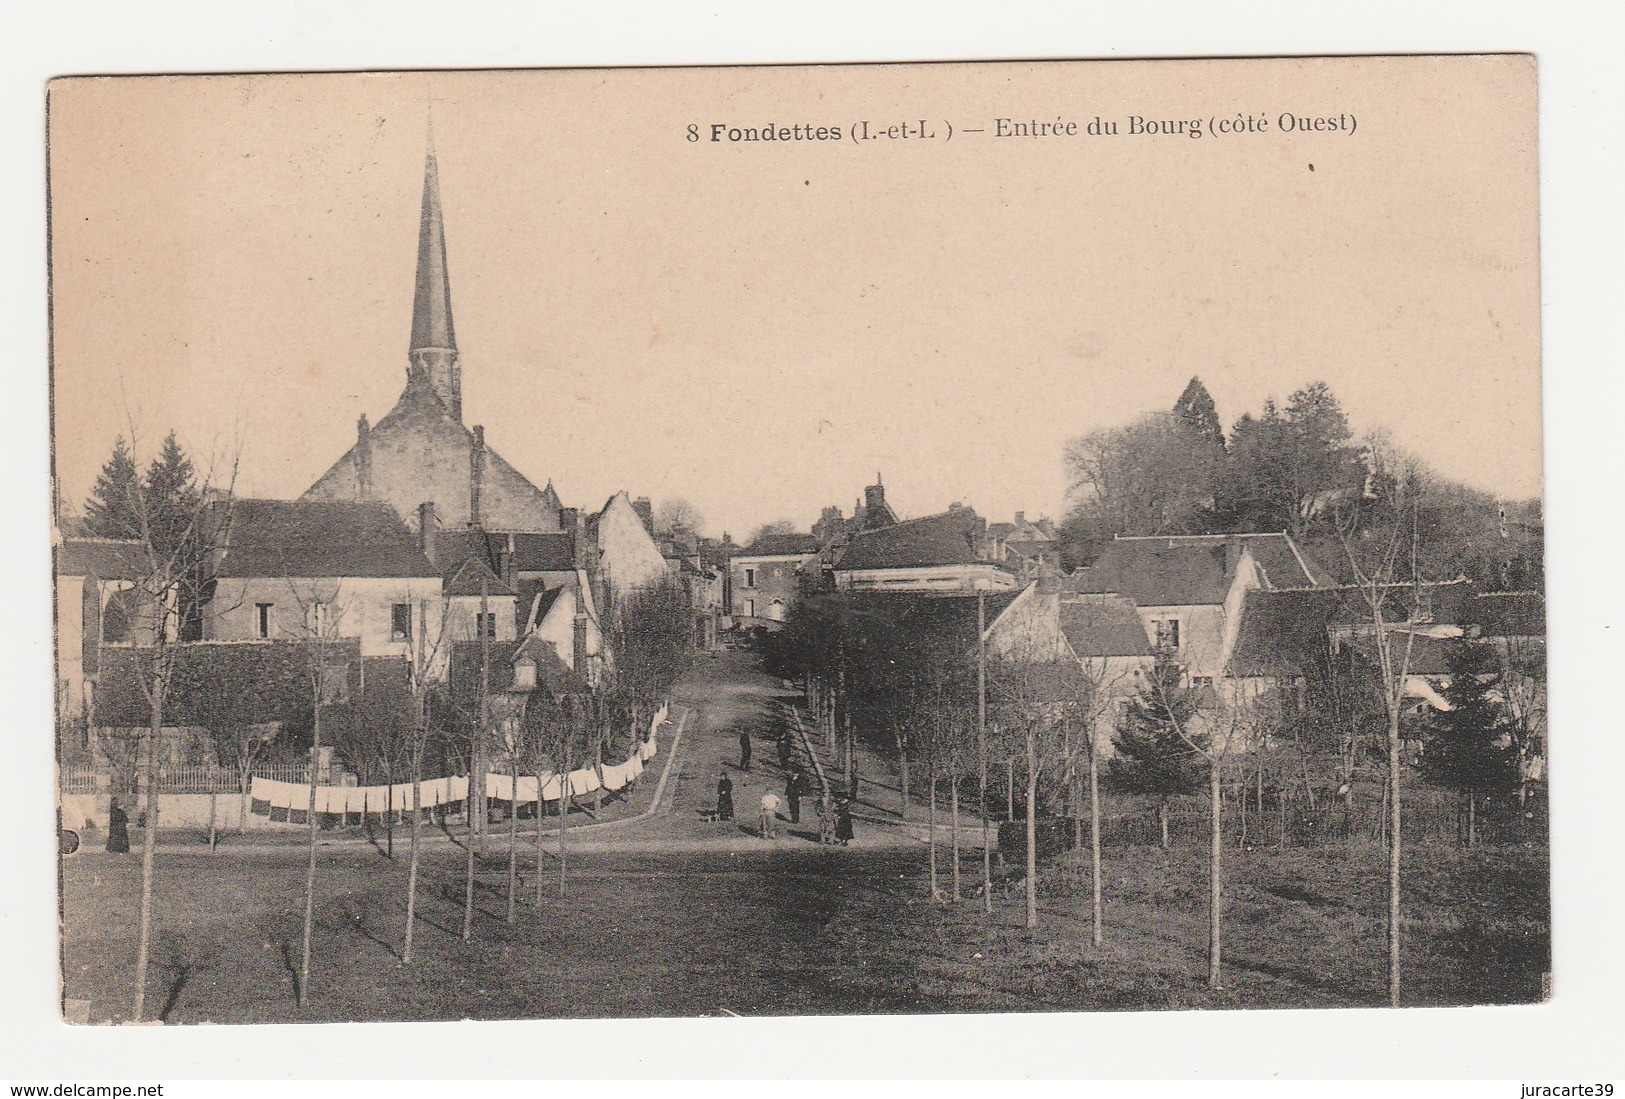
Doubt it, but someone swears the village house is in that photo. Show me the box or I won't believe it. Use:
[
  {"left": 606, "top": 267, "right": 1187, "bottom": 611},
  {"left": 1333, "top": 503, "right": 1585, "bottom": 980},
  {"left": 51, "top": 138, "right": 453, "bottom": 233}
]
[
  {"left": 201, "top": 498, "right": 453, "bottom": 670},
  {"left": 832, "top": 504, "right": 1018, "bottom": 594},
  {"left": 53, "top": 535, "right": 149, "bottom": 727},
  {"left": 984, "top": 511, "right": 1063, "bottom": 577},
  {"left": 1063, "top": 532, "right": 1335, "bottom": 688},
  {"left": 729, "top": 533, "right": 822, "bottom": 626},
  {"left": 982, "top": 577, "right": 1155, "bottom": 755}
]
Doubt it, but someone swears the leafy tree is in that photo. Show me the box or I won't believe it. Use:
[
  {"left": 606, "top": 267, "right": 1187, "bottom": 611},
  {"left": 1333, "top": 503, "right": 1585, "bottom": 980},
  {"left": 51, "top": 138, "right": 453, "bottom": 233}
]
[
  {"left": 1107, "top": 657, "right": 1203, "bottom": 848},
  {"left": 1419, "top": 639, "right": 1520, "bottom": 846},
  {"left": 655, "top": 498, "right": 705, "bottom": 542},
  {"left": 1064, "top": 411, "right": 1220, "bottom": 536},
  {"left": 747, "top": 519, "right": 801, "bottom": 545}
]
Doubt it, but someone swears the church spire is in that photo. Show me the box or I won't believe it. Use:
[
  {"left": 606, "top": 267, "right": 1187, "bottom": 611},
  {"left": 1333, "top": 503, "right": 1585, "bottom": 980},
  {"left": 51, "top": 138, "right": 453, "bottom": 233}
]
[{"left": 408, "top": 132, "right": 461, "bottom": 422}]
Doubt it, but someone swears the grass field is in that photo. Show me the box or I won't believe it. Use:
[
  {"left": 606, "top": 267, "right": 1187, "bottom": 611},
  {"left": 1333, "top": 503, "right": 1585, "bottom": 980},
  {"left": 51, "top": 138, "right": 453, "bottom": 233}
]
[{"left": 60, "top": 835, "right": 1548, "bottom": 1023}]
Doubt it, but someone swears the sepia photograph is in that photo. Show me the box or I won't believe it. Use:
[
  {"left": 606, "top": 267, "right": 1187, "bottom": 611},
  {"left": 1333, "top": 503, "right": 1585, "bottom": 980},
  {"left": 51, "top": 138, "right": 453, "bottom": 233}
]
[{"left": 46, "top": 56, "right": 1546, "bottom": 1028}]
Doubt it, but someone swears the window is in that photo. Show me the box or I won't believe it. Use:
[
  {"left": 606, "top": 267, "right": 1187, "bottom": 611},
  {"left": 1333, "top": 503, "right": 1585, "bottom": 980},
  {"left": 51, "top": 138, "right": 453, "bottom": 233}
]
[
  {"left": 305, "top": 601, "right": 331, "bottom": 637},
  {"left": 391, "top": 603, "right": 412, "bottom": 643},
  {"left": 476, "top": 612, "right": 498, "bottom": 639},
  {"left": 744, "top": 598, "right": 755, "bottom": 618},
  {"left": 1153, "top": 618, "right": 1181, "bottom": 652},
  {"left": 256, "top": 603, "right": 273, "bottom": 639},
  {"left": 1413, "top": 587, "right": 1435, "bottom": 623},
  {"left": 768, "top": 598, "right": 785, "bottom": 622},
  {"left": 744, "top": 568, "right": 757, "bottom": 588}
]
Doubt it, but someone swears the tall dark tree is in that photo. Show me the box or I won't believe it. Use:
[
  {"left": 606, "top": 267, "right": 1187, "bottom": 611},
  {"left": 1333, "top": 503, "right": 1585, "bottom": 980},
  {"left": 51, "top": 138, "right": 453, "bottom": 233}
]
[
  {"left": 1419, "top": 639, "right": 1520, "bottom": 846},
  {"left": 143, "top": 432, "right": 203, "bottom": 561},
  {"left": 84, "top": 436, "right": 141, "bottom": 540},
  {"left": 1108, "top": 657, "right": 1204, "bottom": 848},
  {"left": 1173, "top": 376, "right": 1225, "bottom": 451}
]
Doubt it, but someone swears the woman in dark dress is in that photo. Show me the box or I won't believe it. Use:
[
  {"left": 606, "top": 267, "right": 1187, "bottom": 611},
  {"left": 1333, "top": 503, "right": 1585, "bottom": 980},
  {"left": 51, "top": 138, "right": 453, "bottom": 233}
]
[
  {"left": 106, "top": 798, "right": 130, "bottom": 853},
  {"left": 716, "top": 773, "right": 734, "bottom": 822},
  {"left": 834, "top": 797, "right": 854, "bottom": 846}
]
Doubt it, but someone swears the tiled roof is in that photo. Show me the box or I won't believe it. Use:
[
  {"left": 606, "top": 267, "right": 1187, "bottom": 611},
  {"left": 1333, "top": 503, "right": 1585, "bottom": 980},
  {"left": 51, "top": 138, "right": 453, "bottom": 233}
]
[
  {"left": 1472, "top": 591, "right": 1545, "bottom": 638},
  {"left": 444, "top": 556, "right": 517, "bottom": 598},
  {"left": 737, "top": 534, "right": 822, "bottom": 557},
  {"left": 1066, "top": 533, "right": 1331, "bottom": 606},
  {"left": 835, "top": 509, "right": 986, "bottom": 571},
  {"left": 55, "top": 538, "right": 146, "bottom": 579},
  {"left": 1225, "top": 588, "right": 1345, "bottom": 677},
  {"left": 435, "top": 530, "right": 577, "bottom": 577},
  {"left": 216, "top": 499, "right": 436, "bottom": 579},
  {"left": 1059, "top": 594, "right": 1152, "bottom": 658}
]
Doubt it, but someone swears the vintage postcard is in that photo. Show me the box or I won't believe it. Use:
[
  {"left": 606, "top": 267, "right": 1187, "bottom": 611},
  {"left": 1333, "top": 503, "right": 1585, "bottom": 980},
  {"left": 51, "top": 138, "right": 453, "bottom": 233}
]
[{"left": 48, "top": 56, "right": 1542, "bottom": 1025}]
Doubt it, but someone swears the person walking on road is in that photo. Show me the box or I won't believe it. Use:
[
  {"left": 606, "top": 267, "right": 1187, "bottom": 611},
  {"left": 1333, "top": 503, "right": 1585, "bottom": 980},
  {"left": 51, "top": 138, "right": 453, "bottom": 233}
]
[
  {"left": 759, "top": 791, "right": 782, "bottom": 839},
  {"left": 716, "top": 772, "right": 734, "bottom": 822},
  {"left": 777, "top": 732, "right": 793, "bottom": 773},
  {"left": 738, "top": 729, "right": 752, "bottom": 772},
  {"left": 786, "top": 767, "right": 805, "bottom": 825},
  {"left": 835, "top": 797, "right": 855, "bottom": 846}
]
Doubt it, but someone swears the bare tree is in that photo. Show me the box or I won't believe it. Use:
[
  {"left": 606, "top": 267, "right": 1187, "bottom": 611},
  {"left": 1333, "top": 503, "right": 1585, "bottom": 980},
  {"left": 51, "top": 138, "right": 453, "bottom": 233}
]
[
  {"left": 1334, "top": 459, "right": 1428, "bottom": 1008},
  {"left": 282, "top": 578, "right": 353, "bottom": 1008},
  {"left": 104, "top": 426, "right": 239, "bottom": 1023}
]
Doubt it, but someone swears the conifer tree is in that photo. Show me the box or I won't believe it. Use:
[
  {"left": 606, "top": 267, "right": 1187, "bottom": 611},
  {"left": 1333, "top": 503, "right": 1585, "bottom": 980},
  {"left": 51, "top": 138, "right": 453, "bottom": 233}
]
[
  {"left": 143, "top": 431, "right": 202, "bottom": 562},
  {"left": 84, "top": 436, "right": 141, "bottom": 539},
  {"left": 1420, "top": 638, "right": 1520, "bottom": 846},
  {"left": 1173, "top": 376, "right": 1225, "bottom": 451},
  {"left": 1108, "top": 657, "right": 1203, "bottom": 848}
]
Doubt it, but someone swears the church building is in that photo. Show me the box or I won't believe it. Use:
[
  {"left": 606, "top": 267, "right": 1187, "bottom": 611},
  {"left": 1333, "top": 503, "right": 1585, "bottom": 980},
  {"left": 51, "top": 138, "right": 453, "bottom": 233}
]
[{"left": 299, "top": 138, "right": 668, "bottom": 676}]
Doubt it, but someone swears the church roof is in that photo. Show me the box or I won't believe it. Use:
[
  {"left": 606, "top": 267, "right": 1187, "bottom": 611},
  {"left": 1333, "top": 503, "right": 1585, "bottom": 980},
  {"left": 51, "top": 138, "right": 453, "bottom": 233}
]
[{"left": 410, "top": 148, "right": 456, "bottom": 354}]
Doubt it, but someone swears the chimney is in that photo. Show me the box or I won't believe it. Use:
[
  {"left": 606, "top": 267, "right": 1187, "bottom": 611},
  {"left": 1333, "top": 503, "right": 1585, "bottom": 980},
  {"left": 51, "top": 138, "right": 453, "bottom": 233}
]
[
  {"left": 417, "top": 502, "right": 437, "bottom": 565},
  {"left": 864, "top": 480, "right": 886, "bottom": 517},
  {"left": 1014, "top": 510, "right": 1025, "bottom": 526},
  {"left": 632, "top": 496, "right": 654, "bottom": 535},
  {"left": 469, "top": 425, "right": 485, "bottom": 528},
  {"left": 356, "top": 414, "right": 373, "bottom": 500},
  {"left": 572, "top": 589, "right": 589, "bottom": 675}
]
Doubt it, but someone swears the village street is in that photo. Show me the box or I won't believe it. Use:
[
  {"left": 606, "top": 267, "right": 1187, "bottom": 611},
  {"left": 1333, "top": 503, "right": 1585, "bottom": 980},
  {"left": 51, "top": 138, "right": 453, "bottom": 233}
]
[{"left": 60, "top": 650, "right": 1548, "bottom": 1022}]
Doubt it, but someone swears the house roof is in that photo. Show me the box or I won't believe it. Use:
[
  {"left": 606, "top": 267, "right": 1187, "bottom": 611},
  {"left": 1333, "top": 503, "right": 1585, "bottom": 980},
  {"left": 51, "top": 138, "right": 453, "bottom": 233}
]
[
  {"left": 1065, "top": 533, "right": 1331, "bottom": 607},
  {"left": 443, "top": 556, "right": 517, "bottom": 598},
  {"left": 55, "top": 538, "right": 146, "bottom": 580},
  {"left": 434, "top": 529, "right": 577, "bottom": 577},
  {"left": 1225, "top": 587, "right": 1346, "bottom": 677},
  {"left": 1059, "top": 594, "right": 1152, "bottom": 658},
  {"left": 216, "top": 499, "right": 437, "bottom": 579},
  {"left": 738, "top": 533, "right": 822, "bottom": 557},
  {"left": 1473, "top": 591, "right": 1545, "bottom": 638},
  {"left": 522, "top": 583, "right": 568, "bottom": 630},
  {"left": 835, "top": 508, "right": 987, "bottom": 571},
  {"left": 1226, "top": 581, "right": 1487, "bottom": 678}
]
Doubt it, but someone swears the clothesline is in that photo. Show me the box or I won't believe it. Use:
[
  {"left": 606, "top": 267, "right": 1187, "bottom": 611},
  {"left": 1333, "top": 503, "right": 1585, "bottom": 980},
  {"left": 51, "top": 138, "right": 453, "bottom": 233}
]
[{"left": 251, "top": 704, "right": 670, "bottom": 814}]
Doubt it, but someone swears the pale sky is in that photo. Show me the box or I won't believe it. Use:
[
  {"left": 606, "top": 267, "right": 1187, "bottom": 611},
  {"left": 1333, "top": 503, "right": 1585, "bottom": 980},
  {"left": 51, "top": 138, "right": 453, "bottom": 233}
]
[{"left": 49, "top": 59, "right": 1541, "bottom": 539}]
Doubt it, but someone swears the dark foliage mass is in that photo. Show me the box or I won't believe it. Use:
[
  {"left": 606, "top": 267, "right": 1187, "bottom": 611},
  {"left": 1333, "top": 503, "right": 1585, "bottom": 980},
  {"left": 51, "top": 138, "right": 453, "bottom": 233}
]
[{"left": 1061, "top": 377, "right": 1542, "bottom": 589}]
